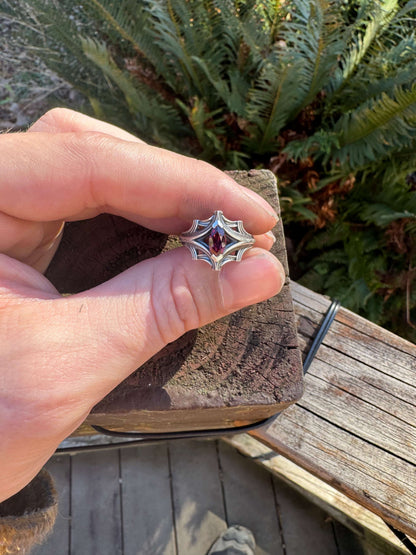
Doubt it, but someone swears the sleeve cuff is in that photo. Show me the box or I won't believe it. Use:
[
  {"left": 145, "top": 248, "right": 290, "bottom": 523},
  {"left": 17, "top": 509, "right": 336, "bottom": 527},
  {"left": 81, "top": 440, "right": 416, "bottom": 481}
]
[{"left": 0, "top": 469, "right": 58, "bottom": 554}]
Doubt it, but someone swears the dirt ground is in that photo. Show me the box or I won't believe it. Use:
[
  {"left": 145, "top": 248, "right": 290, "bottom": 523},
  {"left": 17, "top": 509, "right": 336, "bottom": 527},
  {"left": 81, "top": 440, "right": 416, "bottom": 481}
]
[{"left": 0, "top": 16, "right": 80, "bottom": 131}]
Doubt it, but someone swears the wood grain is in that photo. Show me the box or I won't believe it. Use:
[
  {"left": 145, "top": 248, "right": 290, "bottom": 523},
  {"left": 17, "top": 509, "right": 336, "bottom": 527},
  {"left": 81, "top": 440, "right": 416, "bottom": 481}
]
[
  {"left": 120, "top": 444, "right": 176, "bottom": 555},
  {"left": 272, "top": 476, "right": 340, "bottom": 555},
  {"left": 225, "top": 434, "right": 408, "bottom": 555},
  {"left": 217, "top": 441, "right": 285, "bottom": 555},
  {"left": 225, "top": 434, "right": 408, "bottom": 554},
  {"left": 70, "top": 450, "right": 123, "bottom": 555},
  {"left": 45, "top": 170, "right": 303, "bottom": 433},
  {"left": 252, "top": 282, "right": 416, "bottom": 540},
  {"left": 168, "top": 440, "right": 226, "bottom": 555},
  {"left": 40, "top": 440, "right": 365, "bottom": 555}
]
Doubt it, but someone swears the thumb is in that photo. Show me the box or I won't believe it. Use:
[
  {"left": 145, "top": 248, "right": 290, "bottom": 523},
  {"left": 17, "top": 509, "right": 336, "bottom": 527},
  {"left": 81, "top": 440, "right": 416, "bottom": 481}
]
[{"left": 62, "top": 246, "right": 285, "bottom": 400}]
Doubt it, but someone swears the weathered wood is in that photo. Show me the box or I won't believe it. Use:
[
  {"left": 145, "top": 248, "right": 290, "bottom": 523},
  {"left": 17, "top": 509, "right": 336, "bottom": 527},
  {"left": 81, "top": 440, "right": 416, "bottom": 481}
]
[
  {"left": 217, "top": 441, "right": 285, "bottom": 555},
  {"left": 120, "top": 444, "right": 176, "bottom": 555},
  {"left": 225, "top": 435, "right": 409, "bottom": 554},
  {"left": 332, "top": 521, "right": 369, "bottom": 555},
  {"left": 251, "top": 282, "right": 416, "bottom": 540},
  {"left": 40, "top": 439, "right": 360, "bottom": 554},
  {"left": 70, "top": 450, "right": 123, "bottom": 555},
  {"left": 45, "top": 170, "right": 303, "bottom": 433},
  {"left": 168, "top": 440, "right": 226, "bottom": 554},
  {"left": 272, "top": 476, "right": 340, "bottom": 555}
]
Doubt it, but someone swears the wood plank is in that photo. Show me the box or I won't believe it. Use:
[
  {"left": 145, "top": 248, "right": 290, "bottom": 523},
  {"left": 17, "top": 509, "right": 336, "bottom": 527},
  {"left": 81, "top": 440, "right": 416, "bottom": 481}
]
[
  {"left": 70, "top": 450, "right": 122, "bottom": 555},
  {"left": 253, "top": 406, "right": 416, "bottom": 540},
  {"left": 272, "top": 476, "right": 340, "bottom": 555},
  {"left": 32, "top": 455, "right": 71, "bottom": 555},
  {"left": 168, "top": 440, "right": 227, "bottom": 555},
  {"left": 301, "top": 364, "right": 416, "bottom": 463},
  {"left": 294, "top": 283, "right": 416, "bottom": 383},
  {"left": 332, "top": 522, "right": 367, "bottom": 555},
  {"left": 293, "top": 282, "right": 415, "bottom": 357},
  {"left": 217, "top": 441, "right": 285, "bottom": 555},
  {"left": 120, "top": 443, "right": 176, "bottom": 555},
  {"left": 226, "top": 435, "right": 408, "bottom": 554},
  {"left": 41, "top": 437, "right": 393, "bottom": 555},
  {"left": 310, "top": 344, "right": 416, "bottom": 416},
  {"left": 246, "top": 280, "right": 416, "bottom": 539}
]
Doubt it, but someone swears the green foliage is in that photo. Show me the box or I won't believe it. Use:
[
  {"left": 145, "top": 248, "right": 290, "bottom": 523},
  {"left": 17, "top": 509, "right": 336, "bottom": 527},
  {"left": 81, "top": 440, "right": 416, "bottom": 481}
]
[
  {"left": 297, "top": 82, "right": 416, "bottom": 168},
  {"left": 297, "top": 177, "right": 416, "bottom": 341},
  {"left": 3, "top": 0, "right": 416, "bottom": 341},
  {"left": 5, "top": 0, "right": 416, "bottom": 167}
]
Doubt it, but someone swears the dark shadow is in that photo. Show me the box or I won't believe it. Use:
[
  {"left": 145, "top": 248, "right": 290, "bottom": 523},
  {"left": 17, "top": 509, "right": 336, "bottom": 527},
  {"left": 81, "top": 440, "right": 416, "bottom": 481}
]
[
  {"left": 46, "top": 214, "right": 198, "bottom": 412},
  {"left": 45, "top": 214, "right": 169, "bottom": 292},
  {"left": 95, "top": 329, "right": 198, "bottom": 412}
]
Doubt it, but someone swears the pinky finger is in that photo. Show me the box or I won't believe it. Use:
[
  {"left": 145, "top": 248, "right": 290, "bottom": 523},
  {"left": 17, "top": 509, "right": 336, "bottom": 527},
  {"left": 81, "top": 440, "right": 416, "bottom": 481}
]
[{"left": 253, "top": 230, "right": 277, "bottom": 251}]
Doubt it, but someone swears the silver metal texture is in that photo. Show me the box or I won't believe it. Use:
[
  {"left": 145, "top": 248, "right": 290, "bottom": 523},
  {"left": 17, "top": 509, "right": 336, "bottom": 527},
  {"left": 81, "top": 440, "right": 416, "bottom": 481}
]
[{"left": 179, "top": 210, "right": 255, "bottom": 271}]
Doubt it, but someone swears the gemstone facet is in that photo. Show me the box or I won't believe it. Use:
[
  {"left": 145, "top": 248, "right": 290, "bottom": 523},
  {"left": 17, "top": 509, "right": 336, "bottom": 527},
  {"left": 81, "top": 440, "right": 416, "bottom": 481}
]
[{"left": 209, "top": 226, "right": 226, "bottom": 255}]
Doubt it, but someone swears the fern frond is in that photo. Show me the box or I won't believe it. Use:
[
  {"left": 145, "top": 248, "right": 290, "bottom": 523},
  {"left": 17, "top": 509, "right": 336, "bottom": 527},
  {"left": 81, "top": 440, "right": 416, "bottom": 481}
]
[
  {"left": 286, "top": 0, "right": 346, "bottom": 111},
  {"left": 335, "top": 83, "right": 416, "bottom": 168},
  {"left": 329, "top": 0, "right": 400, "bottom": 94},
  {"left": 245, "top": 0, "right": 347, "bottom": 152},
  {"left": 283, "top": 130, "right": 341, "bottom": 163},
  {"left": 278, "top": 185, "right": 317, "bottom": 223},
  {"left": 351, "top": 202, "right": 416, "bottom": 225},
  {"left": 176, "top": 96, "right": 223, "bottom": 154},
  {"left": 81, "top": 37, "right": 185, "bottom": 147},
  {"left": 84, "top": 0, "right": 147, "bottom": 57},
  {"left": 304, "top": 222, "right": 347, "bottom": 250},
  {"left": 343, "top": 180, "right": 416, "bottom": 226},
  {"left": 376, "top": 148, "right": 416, "bottom": 186},
  {"left": 333, "top": 33, "right": 416, "bottom": 112},
  {"left": 244, "top": 51, "right": 295, "bottom": 151}
]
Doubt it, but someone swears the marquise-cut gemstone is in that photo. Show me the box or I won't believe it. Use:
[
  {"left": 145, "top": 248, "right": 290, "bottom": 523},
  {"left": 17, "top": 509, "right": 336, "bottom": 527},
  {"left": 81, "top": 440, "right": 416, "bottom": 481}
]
[{"left": 208, "top": 226, "right": 226, "bottom": 255}]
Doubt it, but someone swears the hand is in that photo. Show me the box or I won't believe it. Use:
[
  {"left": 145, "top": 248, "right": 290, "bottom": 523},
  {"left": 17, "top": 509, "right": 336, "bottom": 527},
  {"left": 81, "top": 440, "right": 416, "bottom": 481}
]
[{"left": 0, "top": 109, "right": 285, "bottom": 502}]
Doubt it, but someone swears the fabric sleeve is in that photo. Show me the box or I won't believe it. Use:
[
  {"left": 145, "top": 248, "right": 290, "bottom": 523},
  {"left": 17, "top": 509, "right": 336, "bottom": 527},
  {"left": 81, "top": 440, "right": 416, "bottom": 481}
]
[{"left": 0, "top": 469, "right": 58, "bottom": 555}]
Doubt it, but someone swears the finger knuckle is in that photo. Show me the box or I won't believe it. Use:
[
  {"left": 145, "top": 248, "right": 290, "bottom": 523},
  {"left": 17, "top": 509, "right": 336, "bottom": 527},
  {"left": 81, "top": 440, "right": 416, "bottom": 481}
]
[
  {"left": 60, "top": 130, "right": 117, "bottom": 206},
  {"left": 33, "top": 107, "right": 72, "bottom": 131},
  {"left": 151, "top": 266, "right": 202, "bottom": 345},
  {"left": 63, "top": 129, "right": 113, "bottom": 158}
]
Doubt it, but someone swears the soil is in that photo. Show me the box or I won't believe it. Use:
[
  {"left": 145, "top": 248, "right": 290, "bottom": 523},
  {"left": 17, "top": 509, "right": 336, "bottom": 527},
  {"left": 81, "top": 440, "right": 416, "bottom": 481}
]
[{"left": 0, "top": 16, "right": 81, "bottom": 131}]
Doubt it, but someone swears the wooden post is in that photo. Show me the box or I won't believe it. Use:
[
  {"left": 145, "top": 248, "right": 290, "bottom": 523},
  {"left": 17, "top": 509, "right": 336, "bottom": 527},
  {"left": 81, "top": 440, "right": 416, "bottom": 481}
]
[{"left": 46, "top": 170, "right": 303, "bottom": 433}]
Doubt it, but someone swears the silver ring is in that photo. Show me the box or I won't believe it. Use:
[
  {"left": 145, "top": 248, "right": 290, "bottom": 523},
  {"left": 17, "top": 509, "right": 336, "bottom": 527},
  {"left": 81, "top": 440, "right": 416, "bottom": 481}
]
[{"left": 180, "top": 210, "right": 255, "bottom": 271}]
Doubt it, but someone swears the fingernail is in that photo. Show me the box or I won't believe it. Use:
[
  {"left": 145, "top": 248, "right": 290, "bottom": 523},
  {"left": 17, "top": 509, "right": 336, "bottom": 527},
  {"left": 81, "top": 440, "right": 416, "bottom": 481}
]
[
  {"left": 265, "top": 230, "right": 277, "bottom": 245},
  {"left": 278, "top": 263, "right": 286, "bottom": 286},
  {"left": 241, "top": 187, "right": 279, "bottom": 221},
  {"left": 220, "top": 249, "right": 284, "bottom": 312}
]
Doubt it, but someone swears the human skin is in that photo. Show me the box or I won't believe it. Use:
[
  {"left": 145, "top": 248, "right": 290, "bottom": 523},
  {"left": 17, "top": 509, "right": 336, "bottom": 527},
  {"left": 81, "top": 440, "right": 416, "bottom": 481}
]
[{"left": 0, "top": 108, "right": 285, "bottom": 502}]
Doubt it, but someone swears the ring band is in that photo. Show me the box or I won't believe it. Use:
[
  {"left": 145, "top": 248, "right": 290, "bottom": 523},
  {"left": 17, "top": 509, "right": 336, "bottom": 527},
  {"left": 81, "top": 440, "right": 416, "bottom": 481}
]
[{"left": 179, "top": 210, "right": 255, "bottom": 271}]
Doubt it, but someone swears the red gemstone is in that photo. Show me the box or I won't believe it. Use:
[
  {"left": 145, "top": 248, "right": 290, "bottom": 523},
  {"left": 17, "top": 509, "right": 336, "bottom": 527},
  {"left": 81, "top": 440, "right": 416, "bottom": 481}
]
[{"left": 209, "top": 226, "right": 226, "bottom": 255}]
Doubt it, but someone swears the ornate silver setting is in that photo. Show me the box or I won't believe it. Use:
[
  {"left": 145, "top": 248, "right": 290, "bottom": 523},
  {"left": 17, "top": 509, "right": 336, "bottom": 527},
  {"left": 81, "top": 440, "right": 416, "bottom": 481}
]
[{"left": 179, "top": 210, "right": 255, "bottom": 271}]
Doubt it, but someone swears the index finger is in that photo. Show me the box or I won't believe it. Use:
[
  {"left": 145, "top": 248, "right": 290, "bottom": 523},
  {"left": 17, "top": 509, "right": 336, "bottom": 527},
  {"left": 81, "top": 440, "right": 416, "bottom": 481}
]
[
  {"left": 0, "top": 131, "right": 278, "bottom": 235},
  {"left": 29, "top": 107, "right": 147, "bottom": 144}
]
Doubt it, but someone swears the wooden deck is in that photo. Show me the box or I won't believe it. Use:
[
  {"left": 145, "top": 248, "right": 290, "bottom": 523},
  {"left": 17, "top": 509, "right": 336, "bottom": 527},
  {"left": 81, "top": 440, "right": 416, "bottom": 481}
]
[
  {"left": 31, "top": 439, "right": 370, "bottom": 555},
  {"left": 250, "top": 282, "right": 416, "bottom": 542}
]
